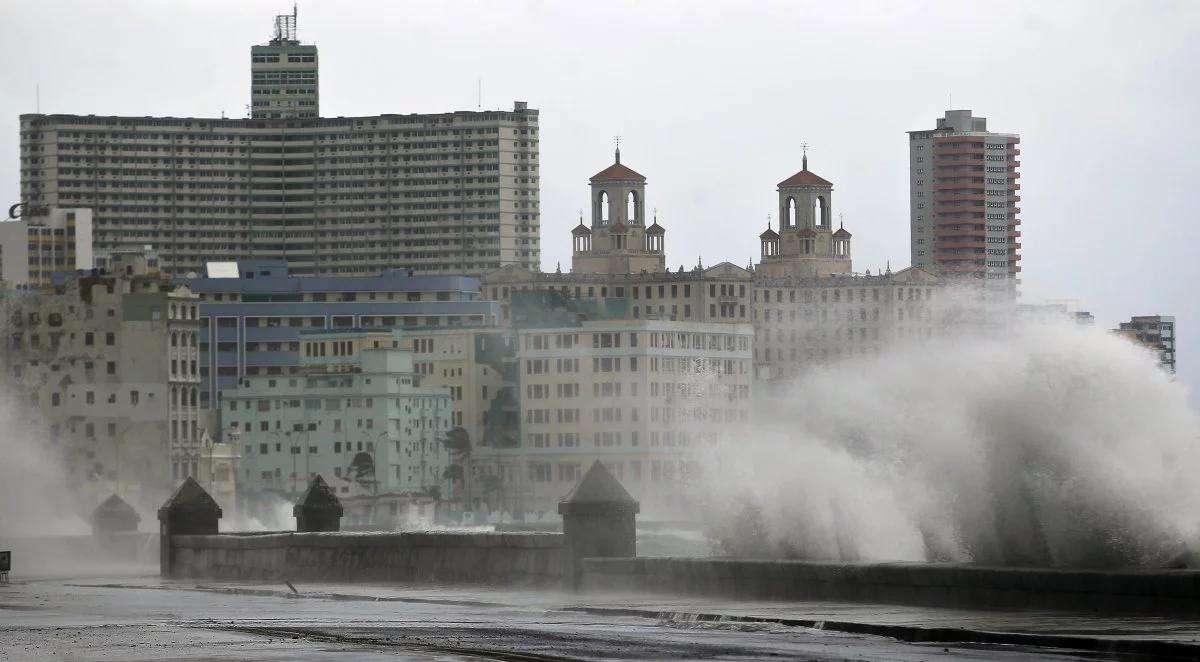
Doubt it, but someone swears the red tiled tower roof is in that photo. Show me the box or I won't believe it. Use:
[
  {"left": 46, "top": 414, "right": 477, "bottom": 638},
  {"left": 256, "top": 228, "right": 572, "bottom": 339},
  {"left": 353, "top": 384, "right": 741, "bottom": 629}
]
[
  {"left": 778, "top": 169, "right": 832, "bottom": 188},
  {"left": 591, "top": 162, "right": 646, "bottom": 182},
  {"left": 778, "top": 153, "right": 832, "bottom": 188}
]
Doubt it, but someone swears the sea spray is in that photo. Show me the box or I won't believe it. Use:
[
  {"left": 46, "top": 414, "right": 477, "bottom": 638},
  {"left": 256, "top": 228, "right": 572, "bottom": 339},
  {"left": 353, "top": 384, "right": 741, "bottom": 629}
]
[{"left": 694, "top": 313, "right": 1198, "bottom": 567}]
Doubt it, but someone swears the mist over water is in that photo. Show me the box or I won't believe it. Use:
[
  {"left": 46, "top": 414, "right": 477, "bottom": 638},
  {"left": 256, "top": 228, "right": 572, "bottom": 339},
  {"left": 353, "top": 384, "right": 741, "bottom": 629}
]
[
  {"left": 696, "top": 308, "right": 1199, "bottom": 568},
  {"left": 0, "top": 391, "right": 89, "bottom": 539}
]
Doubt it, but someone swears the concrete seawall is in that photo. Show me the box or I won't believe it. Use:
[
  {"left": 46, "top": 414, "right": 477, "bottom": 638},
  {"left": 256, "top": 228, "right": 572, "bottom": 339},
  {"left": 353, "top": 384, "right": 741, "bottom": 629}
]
[
  {"left": 5, "top": 532, "right": 158, "bottom": 576},
  {"left": 170, "top": 531, "right": 567, "bottom": 585},
  {"left": 579, "top": 557, "right": 1200, "bottom": 615}
]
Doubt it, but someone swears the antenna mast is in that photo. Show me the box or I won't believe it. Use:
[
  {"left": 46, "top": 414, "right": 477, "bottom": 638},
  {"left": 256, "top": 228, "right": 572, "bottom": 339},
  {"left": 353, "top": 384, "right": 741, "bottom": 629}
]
[{"left": 273, "top": 6, "right": 298, "bottom": 43}]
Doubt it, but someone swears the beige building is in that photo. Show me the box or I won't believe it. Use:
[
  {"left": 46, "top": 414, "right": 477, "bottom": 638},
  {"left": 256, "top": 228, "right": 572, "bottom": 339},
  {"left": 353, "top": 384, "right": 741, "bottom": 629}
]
[
  {"left": 480, "top": 319, "right": 754, "bottom": 517},
  {"left": 486, "top": 151, "right": 945, "bottom": 387},
  {"left": 0, "top": 205, "right": 94, "bottom": 287},
  {"left": 395, "top": 326, "right": 513, "bottom": 449},
  {"left": 756, "top": 154, "right": 852, "bottom": 279},
  {"left": 485, "top": 150, "right": 754, "bottom": 326},
  {"left": 752, "top": 267, "right": 943, "bottom": 382},
  {"left": 570, "top": 148, "right": 666, "bottom": 275},
  {"left": 0, "top": 251, "right": 205, "bottom": 507},
  {"left": 19, "top": 12, "right": 539, "bottom": 278}
]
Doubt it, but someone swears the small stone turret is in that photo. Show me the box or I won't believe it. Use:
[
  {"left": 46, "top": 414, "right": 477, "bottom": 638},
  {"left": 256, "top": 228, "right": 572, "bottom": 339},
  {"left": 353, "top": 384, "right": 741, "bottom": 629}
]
[
  {"left": 294, "top": 475, "right": 343, "bottom": 532},
  {"left": 157, "top": 477, "right": 222, "bottom": 577},
  {"left": 91, "top": 494, "right": 141, "bottom": 535},
  {"left": 558, "top": 461, "right": 639, "bottom": 589}
]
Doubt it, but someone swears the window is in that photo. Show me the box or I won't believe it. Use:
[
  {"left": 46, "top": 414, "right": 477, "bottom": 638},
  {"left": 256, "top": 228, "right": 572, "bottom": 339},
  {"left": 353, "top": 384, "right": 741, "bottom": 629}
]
[{"left": 105, "top": 332, "right": 115, "bottom": 346}]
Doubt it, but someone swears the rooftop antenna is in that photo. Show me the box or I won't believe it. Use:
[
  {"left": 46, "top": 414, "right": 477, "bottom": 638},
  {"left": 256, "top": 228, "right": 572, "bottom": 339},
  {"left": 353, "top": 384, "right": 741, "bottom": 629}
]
[
  {"left": 273, "top": 4, "right": 298, "bottom": 43},
  {"left": 36, "top": 84, "right": 41, "bottom": 114},
  {"left": 613, "top": 135, "right": 622, "bottom": 164},
  {"left": 477, "top": 79, "right": 482, "bottom": 111}
]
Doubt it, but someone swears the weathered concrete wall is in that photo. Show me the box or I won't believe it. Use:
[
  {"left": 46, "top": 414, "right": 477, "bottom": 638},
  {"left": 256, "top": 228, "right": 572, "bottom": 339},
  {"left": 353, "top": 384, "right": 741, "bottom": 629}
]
[
  {"left": 171, "top": 531, "right": 566, "bottom": 585},
  {"left": 6, "top": 532, "right": 158, "bottom": 576},
  {"left": 580, "top": 558, "right": 1200, "bottom": 615}
]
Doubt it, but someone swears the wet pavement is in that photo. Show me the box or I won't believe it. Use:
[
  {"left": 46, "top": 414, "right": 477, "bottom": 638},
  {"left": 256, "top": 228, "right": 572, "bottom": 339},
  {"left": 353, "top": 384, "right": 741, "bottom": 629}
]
[{"left": 2, "top": 571, "right": 1198, "bottom": 660}]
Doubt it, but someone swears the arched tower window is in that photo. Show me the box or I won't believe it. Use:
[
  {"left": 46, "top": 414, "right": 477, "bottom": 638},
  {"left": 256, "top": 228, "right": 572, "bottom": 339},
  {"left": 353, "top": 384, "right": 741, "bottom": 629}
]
[
  {"left": 599, "top": 191, "right": 610, "bottom": 224},
  {"left": 814, "top": 196, "right": 827, "bottom": 229},
  {"left": 787, "top": 198, "right": 797, "bottom": 228},
  {"left": 626, "top": 191, "right": 638, "bottom": 224}
]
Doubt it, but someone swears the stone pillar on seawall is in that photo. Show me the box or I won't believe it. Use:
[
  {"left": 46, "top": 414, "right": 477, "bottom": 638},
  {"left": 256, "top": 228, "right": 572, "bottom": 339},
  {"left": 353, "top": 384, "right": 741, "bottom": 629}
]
[
  {"left": 558, "top": 461, "right": 639, "bottom": 590},
  {"left": 157, "top": 477, "right": 222, "bottom": 578},
  {"left": 293, "top": 474, "right": 343, "bottom": 533}
]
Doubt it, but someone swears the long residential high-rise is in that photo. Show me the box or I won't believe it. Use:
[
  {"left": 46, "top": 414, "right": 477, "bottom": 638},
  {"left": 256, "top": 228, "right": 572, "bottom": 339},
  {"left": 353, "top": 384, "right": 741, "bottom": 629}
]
[
  {"left": 908, "top": 110, "right": 1021, "bottom": 296},
  {"left": 18, "top": 13, "right": 540, "bottom": 278}
]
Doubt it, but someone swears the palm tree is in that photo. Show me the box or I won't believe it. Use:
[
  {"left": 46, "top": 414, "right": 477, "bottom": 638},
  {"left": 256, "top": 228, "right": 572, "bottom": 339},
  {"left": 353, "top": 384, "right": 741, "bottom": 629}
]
[{"left": 440, "top": 426, "right": 473, "bottom": 515}]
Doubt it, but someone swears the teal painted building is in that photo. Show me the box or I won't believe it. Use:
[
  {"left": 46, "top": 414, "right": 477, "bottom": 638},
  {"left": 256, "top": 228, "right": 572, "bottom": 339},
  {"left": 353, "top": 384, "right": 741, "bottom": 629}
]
[{"left": 221, "top": 329, "right": 452, "bottom": 500}]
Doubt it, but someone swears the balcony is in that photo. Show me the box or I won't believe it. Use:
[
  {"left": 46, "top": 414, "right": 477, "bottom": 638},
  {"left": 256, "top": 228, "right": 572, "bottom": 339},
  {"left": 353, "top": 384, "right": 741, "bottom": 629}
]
[
  {"left": 933, "top": 179, "right": 983, "bottom": 190},
  {"left": 935, "top": 240, "right": 986, "bottom": 250},
  {"left": 933, "top": 193, "right": 985, "bottom": 203},
  {"left": 939, "top": 262, "right": 986, "bottom": 273},
  {"left": 933, "top": 145, "right": 985, "bottom": 157}
]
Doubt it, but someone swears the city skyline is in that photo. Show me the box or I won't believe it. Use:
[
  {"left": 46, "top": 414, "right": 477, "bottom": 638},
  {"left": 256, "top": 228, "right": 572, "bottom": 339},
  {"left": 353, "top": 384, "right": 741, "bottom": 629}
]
[{"left": 0, "top": 0, "right": 1196, "bottom": 387}]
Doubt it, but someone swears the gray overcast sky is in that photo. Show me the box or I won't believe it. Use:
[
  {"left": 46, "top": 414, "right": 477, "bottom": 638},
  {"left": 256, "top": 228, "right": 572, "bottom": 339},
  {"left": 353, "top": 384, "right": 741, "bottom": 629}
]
[{"left": 2, "top": 0, "right": 1198, "bottom": 390}]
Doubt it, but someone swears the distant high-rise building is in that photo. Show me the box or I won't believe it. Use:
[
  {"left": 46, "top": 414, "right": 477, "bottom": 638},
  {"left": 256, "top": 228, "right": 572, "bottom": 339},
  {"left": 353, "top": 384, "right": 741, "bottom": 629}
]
[
  {"left": 250, "top": 7, "right": 318, "bottom": 119},
  {"left": 908, "top": 110, "right": 1021, "bottom": 297},
  {"left": 1117, "top": 315, "right": 1176, "bottom": 372},
  {"left": 18, "top": 13, "right": 540, "bottom": 278}
]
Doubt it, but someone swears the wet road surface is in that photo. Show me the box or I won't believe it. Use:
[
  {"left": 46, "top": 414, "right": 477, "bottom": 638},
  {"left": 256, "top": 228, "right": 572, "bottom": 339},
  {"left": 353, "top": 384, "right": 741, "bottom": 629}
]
[{"left": 1, "top": 572, "right": 1195, "bottom": 660}]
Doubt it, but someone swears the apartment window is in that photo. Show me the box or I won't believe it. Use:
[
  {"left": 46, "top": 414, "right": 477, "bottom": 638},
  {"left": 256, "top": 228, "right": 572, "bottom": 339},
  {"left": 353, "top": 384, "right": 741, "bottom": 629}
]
[{"left": 105, "top": 332, "right": 115, "bottom": 346}]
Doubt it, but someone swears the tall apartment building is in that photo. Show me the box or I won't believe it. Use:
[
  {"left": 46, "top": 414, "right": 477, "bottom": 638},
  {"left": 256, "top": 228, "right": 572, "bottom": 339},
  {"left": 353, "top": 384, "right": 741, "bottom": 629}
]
[
  {"left": 481, "top": 319, "right": 754, "bottom": 516},
  {"left": 251, "top": 8, "right": 318, "bottom": 119},
  {"left": 223, "top": 329, "right": 452, "bottom": 503},
  {"left": 19, "top": 14, "right": 540, "bottom": 278},
  {"left": 0, "top": 206, "right": 93, "bottom": 287},
  {"left": 174, "top": 259, "right": 498, "bottom": 409},
  {"left": 1117, "top": 315, "right": 1176, "bottom": 373},
  {"left": 908, "top": 110, "right": 1021, "bottom": 296},
  {"left": 0, "top": 251, "right": 203, "bottom": 505}
]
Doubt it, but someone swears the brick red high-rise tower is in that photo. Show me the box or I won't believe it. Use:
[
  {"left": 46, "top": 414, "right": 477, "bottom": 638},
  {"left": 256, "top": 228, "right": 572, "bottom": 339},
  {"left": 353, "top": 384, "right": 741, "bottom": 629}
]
[{"left": 908, "top": 110, "right": 1021, "bottom": 298}]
